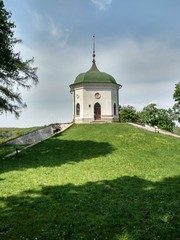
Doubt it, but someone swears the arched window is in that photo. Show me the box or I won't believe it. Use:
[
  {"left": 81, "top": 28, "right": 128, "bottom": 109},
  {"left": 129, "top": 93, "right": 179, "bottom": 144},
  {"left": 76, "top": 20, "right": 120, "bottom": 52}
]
[
  {"left": 76, "top": 103, "right": 80, "bottom": 116},
  {"left": 114, "top": 103, "right": 116, "bottom": 116}
]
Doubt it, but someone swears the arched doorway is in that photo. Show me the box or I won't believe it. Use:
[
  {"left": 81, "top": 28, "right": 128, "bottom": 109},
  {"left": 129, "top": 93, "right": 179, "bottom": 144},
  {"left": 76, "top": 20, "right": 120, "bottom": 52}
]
[
  {"left": 94, "top": 102, "right": 101, "bottom": 120},
  {"left": 114, "top": 103, "right": 116, "bottom": 116}
]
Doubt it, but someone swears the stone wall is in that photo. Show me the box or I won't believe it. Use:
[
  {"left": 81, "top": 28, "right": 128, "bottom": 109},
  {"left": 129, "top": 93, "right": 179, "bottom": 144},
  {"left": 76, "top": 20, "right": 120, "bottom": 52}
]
[{"left": 6, "top": 126, "right": 54, "bottom": 145}]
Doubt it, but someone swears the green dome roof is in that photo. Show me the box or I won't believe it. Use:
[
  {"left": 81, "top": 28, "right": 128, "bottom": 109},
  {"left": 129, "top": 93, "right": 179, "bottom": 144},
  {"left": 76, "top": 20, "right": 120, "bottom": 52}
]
[{"left": 74, "top": 61, "right": 117, "bottom": 84}]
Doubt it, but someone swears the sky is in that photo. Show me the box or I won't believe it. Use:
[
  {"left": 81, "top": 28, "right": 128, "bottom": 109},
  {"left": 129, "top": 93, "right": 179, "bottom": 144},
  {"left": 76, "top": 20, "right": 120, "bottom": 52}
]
[{"left": 1, "top": 0, "right": 180, "bottom": 127}]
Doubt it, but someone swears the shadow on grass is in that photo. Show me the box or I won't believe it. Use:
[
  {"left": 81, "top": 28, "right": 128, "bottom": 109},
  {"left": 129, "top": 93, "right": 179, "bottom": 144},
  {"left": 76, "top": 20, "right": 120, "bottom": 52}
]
[
  {"left": 0, "top": 138, "right": 114, "bottom": 173},
  {"left": 0, "top": 176, "right": 179, "bottom": 240},
  {"left": 0, "top": 145, "right": 14, "bottom": 159}
]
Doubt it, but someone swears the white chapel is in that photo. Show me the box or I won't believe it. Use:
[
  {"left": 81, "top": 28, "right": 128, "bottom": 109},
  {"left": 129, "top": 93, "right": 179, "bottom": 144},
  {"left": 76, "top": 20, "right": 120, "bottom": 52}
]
[{"left": 69, "top": 37, "right": 122, "bottom": 123}]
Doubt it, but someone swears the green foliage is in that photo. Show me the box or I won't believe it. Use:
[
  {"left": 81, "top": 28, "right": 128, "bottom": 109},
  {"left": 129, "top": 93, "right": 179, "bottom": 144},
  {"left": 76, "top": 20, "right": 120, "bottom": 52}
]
[
  {"left": 173, "top": 82, "right": 180, "bottom": 122},
  {"left": 0, "top": 1, "right": 38, "bottom": 117},
  {"left": 141, "top": 104, "right": 175, "bottom": 132},
  {"left": 173, "top": 82, "right": 180, "bottom": 105},
  {"left": 141, "top": 104, "right": 159, "bottom": 126},
  {"left": 0, "top": 124, "right": 179, "bottom": 239},
  {"left": 119, "top": 104, "right": 175, "bottom": 132},
  {"left": 119, "top": 105, "right": 141, "bottom": 123},
  {"left": 157, "top": 108, "right": 175, "bottom": 132}
]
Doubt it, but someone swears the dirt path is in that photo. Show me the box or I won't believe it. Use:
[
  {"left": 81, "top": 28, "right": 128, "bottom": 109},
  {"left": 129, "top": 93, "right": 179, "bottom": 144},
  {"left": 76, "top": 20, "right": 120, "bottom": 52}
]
[{"left": 129, "top": 123, "right": 180, "bottom": 139}]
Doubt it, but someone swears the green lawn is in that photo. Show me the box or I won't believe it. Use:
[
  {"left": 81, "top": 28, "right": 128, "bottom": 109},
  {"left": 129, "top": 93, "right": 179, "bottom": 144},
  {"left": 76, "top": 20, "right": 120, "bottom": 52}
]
[{"left": 0, "top": 123, "right": 179, "bottom": 240}]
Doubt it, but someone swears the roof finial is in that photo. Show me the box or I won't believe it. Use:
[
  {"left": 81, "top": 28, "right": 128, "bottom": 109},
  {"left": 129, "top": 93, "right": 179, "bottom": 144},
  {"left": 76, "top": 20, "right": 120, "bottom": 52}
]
[{"left": 92, "top": 34, "right": 96, "bottom": 63}]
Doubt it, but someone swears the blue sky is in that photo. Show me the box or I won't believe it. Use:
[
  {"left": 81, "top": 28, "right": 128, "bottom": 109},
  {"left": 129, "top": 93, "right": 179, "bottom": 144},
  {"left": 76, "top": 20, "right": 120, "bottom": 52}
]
[{"left": 1, "top": 0, "right": 180, "bottom": 127}]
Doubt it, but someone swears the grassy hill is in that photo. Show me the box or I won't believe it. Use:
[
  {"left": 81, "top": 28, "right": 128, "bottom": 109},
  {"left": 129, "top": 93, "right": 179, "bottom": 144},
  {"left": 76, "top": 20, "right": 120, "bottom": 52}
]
[
  {"left": 0, "top": 123, "right": 179, "bottom": 240},
  {"left": 0, "top": 126, "right": 43, "bottom": 144}
]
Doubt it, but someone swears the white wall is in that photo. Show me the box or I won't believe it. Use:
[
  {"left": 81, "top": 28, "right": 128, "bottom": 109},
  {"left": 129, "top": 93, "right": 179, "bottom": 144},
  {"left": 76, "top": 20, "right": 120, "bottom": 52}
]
[{"left": 72, "top": 83, "right": 120, "bottom": 123}]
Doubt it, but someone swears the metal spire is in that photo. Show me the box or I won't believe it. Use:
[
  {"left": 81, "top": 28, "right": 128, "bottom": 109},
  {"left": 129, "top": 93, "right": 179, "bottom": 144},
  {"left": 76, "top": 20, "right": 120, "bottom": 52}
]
[{"left": 92, "top": 34, "right": 96, "bottom": 63}]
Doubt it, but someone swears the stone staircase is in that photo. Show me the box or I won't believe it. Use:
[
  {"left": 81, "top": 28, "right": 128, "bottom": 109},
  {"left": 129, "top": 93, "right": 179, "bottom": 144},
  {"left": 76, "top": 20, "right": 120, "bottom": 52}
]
[{"left": 3, "top": 122, "right": 73, "bottom": 158}]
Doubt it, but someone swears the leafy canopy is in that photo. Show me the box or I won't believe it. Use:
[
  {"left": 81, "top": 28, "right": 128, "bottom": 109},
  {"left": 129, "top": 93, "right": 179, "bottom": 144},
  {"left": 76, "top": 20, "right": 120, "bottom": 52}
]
[
  {"left": 173, "top": 82, "right": 180, "bottom": 122},
  {"left": 119, "top": 104, "right": 175, "bottom": 132},
  {"left": 119, "top": 105, "right": 141, "bottom": 123},
  {"left": 0, "top": 0, "right": 38, "bottom": 118}
]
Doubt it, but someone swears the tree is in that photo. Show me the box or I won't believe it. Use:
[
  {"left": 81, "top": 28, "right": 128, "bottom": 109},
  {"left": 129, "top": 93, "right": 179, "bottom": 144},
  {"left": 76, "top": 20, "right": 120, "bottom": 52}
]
[
  {"left": 173, "top": 82, "right": 180, "bottom": 105},
  {"left": 173, "top": 82, "right": 180, "bottom": 123},
  {"left": 141, "top": 104, "right": 175, "bottom": 132},
  {"left": 141, "top": 104, "right": 159, "bottom": 126},
  {"left": 119, "top": 105, "right": 140, "bottom": 123},
  {"left": 0, "top": 1, "right": 38, "bottom": 118},
  {"left": 156, "top": 108, "right": 175, "bottom": 132}
]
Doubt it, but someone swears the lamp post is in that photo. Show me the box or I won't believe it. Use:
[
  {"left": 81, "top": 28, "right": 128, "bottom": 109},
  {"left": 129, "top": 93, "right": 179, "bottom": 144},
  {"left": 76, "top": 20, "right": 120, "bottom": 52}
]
[{"left": 154, "top": 126, "right": 157, "bottom": 133}]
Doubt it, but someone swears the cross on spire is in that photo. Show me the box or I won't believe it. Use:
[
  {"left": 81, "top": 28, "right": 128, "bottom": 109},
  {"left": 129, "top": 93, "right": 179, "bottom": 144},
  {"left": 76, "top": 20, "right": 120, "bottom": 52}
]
[{"left": 92, "top": 34, "right": 96, "bottom": 63}]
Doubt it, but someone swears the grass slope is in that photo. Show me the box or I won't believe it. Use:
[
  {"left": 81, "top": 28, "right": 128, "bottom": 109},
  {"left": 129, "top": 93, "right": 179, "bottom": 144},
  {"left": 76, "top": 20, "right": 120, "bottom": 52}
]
[
  {"left": 0, "top": 123, "right": 179, "bottom": 240},
  {"left": 0, "top": 126, "right": 43, "bottom": 144}
]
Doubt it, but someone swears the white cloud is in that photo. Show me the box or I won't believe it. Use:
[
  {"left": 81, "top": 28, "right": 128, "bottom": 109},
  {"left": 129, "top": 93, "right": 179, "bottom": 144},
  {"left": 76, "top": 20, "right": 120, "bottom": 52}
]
[
  {"left": 0, "top": 42, "right": 91, "bottom": 127},
  {"left": 95, "top": 36, "right": 180, "bottom": 110},
  {"left": 32, "top": 11, "right": 70, "bottom": 46},
  {"left": 99, "top": 37, "right": 180, "bottom": 84},
  {"left": 1, "top": 33, "right": 180, "bottom": 127},
  {"left": 91, "top": 0, "right": 112, "bottom": 10}
]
